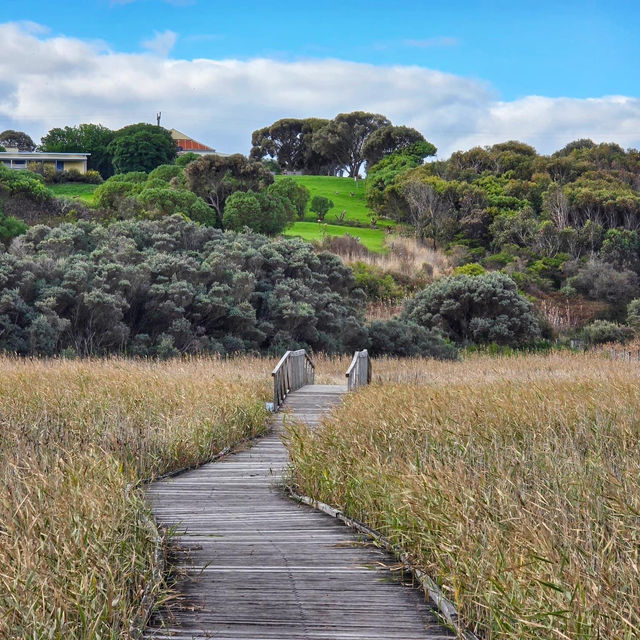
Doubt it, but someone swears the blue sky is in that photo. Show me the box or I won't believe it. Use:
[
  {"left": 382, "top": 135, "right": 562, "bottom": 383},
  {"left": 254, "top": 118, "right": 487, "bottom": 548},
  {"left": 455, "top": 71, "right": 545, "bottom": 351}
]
[
  {"left": 3, "top": 0, "right": 638, "bottom": 100},
  {"left": 1, "top": 1, "right": 639, "bottom": 155}
]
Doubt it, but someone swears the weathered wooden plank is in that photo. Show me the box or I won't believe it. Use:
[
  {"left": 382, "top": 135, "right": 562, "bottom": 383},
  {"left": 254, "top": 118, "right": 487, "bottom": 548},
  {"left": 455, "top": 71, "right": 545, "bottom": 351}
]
[{"left": 144, "top": 385, "right": 454, "bottom": 640}]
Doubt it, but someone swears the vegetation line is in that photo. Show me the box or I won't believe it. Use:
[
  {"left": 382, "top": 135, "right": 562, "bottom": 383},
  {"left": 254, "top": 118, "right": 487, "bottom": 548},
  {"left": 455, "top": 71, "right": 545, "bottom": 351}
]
[
  {"left": 287, "top": 489, "right": 479, "bottom": 640},
  {"left": 127, "top": 488, "right": 164, "bottom": 640}
]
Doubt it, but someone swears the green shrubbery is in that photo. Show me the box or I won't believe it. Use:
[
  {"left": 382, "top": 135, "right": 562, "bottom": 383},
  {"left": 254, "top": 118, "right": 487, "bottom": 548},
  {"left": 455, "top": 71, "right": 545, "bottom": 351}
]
[
  {"left": 0, "top": 216, "right": 368, "bottom": 357},
  {"left": 367, "top": 318, "right": 457, "bottom": 359},
  {"left": 581, "top": 319, "right": 634, "bottom": 345},
  {"left": 403, "top": 272, "right": 540, "bottom": 346}
]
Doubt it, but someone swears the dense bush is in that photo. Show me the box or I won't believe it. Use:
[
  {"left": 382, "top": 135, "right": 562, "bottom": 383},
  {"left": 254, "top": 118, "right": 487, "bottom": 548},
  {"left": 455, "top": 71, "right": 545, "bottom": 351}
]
[
  {"left": 627, "top": 298, "right": 640, "bottom": 333},
  {"left": 403, "top": 272, "right": 540, "bottom": 346},
  {"left": 565, "top": 259, "right": 640, "bottom": 305},
  {"left": 367, "top": 318, "right": 458, "bottom": 359},
  {"left": 0, "top": 200, "right": 27, "bottom": 243},
  {"left": 581, "top": 319, "right": 634, "bottom": 345},
  {"left": 222, "top": 190, "right": 291, "bottom": 235},
  {"left": 351, "top": 262, "right": 403, "bottom": 300},
  {"left": 0, "top": 216, "right": 367, "bottom": 356}
]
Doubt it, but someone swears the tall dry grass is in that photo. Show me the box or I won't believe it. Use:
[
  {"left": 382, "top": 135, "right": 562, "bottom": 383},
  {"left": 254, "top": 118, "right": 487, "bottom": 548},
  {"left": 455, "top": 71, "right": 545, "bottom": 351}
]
[
  {"left": 287, "top": 353, "right": 640, "bottom": 639},
  {"left": 0, "top": 356, "right": 271, "bottom": 639},
  {"left": 321, "top": 233, "right": 452, "bottom": 281}
]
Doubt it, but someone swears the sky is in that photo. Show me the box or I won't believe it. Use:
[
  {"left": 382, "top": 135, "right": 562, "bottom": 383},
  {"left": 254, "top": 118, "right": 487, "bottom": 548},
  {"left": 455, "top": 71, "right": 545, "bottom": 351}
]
[{"left": 1, "top": 0, "right": 639, "bottom": 157}]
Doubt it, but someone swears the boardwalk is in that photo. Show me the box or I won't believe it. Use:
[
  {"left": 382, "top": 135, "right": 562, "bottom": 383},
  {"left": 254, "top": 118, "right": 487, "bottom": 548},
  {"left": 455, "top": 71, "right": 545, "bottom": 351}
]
[{"left": 145, "top": 385, "right": 454, "bottom": 639}]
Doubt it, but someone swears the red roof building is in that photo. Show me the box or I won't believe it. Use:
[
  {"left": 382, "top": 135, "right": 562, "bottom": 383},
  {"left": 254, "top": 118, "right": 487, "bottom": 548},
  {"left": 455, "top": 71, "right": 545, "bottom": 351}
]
[{"left": 169, "top": 129, "right": 225, "bottom": 156}]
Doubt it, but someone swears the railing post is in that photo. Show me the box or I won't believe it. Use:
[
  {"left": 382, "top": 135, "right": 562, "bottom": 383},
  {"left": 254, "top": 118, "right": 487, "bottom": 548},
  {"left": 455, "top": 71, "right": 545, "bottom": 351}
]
[
  {"left": 345, "top": 349, "right": 371, "bottom": 392},
  {"left": 271, "top": 349, "right": 316, "bottom": 411}
]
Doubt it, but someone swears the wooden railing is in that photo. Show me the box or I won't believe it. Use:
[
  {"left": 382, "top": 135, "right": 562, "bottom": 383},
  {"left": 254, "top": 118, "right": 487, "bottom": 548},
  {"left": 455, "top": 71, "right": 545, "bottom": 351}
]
[
  {"left": 346, "top": 349, "right": 371, "bottom": 392},
  {"left": 272, "top": 349, "right": 316, "bottom": 410}
]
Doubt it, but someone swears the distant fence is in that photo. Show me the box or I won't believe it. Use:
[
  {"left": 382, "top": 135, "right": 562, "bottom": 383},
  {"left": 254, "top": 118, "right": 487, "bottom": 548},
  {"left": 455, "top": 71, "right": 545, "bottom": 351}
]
[
  {"left": 597, "top": 346, "right": 640, "bottom": 361},
  {"left": 346, "top": 349, "right": 371, "bottom": 392}
]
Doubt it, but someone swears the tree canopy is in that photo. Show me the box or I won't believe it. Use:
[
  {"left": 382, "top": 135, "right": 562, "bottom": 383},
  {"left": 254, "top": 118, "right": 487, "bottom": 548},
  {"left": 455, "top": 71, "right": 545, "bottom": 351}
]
[
  {"left": 311, "top": 112, "right": 391, "bottom": 177},
  {"left": 41, "top": 124, "right": 115, "bottom": 177},
  {"left": 0, "top": 130, "right": 36, "bottom": 151},
  {"left": 362, "top": 125, "right": 433, "bottom": 167},
  {"left": 183, "top": 154, "right": 274, "bottom": 227},
  {"left": 107, "top": 123, "right": 177, "bottom": 174}
]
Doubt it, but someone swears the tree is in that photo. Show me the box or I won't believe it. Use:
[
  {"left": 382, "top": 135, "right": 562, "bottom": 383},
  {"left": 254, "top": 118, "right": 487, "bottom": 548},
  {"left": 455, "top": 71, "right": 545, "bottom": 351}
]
[
  {"left": 0, "top": 130, "right": 36, "bottom": 151},
  {"left": 312, "top": 112, "right": 391, "bottom": 177},
  {"left": 107, "top": 123, "right": 177, "bottom": 174},
  {"left": 184, "top": 154, "right": 273, "bottom": 227},
  {"left": 600, "top": 229, "right": 640, "bottom": 272},
  {"left": 310, "top": 195, "right": 333, "bottom": 221},
  {"left": 362, "top": 125, "right": 433, "bottom": 167},
  {"left": 222, "top": 190, "right": 289, "bottom": 235},
  {"left": 137, "top": 188, "right": 216, "bottom": 226},
  {"left": 403, "top": 273, "right": 540, "bottom": 346},
  {"left": 267, "top": 178, "right": 309, "bottom": 220},
  {"left": 41, "top": 124, "right": 115, "bottom": 177},
  {"left": 250, "top": 117, "right": 336, "bottom": 174},
  {"left": 402, "top": 178, "right": 449, "bottom": 247},
  {"left": 250, "top": 118, "right": 306, "bottom": 171}
]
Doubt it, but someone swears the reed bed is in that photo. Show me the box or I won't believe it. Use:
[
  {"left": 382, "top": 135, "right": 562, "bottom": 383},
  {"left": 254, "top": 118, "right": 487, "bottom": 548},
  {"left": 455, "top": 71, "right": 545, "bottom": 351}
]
[
  {"left": 287, "top": 352, "right": 640, "bottom": 639},
  {"left": 0, "top": 356, "right": 271, "bottom": 639}
]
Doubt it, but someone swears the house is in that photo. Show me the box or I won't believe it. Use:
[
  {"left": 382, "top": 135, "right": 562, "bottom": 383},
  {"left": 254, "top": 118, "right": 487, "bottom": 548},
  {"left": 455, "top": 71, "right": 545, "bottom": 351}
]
[
  {"left": 0, "top": 151, "right": 90, "bottom": 174},
  {"left": 169, "top": 129, "right": 229, "bottom": 157}
]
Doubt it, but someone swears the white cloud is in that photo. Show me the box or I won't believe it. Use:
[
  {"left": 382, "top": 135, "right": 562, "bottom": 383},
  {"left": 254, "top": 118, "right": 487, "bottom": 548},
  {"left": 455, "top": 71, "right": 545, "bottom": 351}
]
[
  {"left": 0, "top": 21, "right": 639, "bottom": 157},
  {"left": 141, "top": 30, "right": 178, "bottom": 57}
]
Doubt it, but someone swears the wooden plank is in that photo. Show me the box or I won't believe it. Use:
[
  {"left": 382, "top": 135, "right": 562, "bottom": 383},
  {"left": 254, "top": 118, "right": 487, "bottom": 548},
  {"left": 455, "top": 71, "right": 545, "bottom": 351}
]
[{"left": 144, "top": 385, "right": 454, "bottom": 640}]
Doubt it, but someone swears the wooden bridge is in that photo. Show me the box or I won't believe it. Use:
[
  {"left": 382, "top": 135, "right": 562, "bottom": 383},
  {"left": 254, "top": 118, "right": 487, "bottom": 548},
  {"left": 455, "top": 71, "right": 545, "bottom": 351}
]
[{"left": 144, "top": 350, "right": 454, "bottom": 639}]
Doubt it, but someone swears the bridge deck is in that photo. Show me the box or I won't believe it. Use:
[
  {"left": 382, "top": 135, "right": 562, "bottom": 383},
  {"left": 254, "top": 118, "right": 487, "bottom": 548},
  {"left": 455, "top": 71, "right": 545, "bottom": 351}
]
[{"left": 144, "top": 384, "right": 453, "bottom": 639}]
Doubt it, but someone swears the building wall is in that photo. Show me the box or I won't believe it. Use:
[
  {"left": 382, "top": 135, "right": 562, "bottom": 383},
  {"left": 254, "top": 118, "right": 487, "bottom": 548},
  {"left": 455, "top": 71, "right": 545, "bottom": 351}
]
[{"left": 25, "top": 160, "right": 88, "bottom": 174}]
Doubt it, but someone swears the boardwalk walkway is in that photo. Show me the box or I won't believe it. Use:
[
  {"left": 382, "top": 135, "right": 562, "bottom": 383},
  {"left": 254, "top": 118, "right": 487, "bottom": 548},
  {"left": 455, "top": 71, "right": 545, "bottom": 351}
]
[{"left": 145, "top": 384, "right": 454, "bottom": 639}]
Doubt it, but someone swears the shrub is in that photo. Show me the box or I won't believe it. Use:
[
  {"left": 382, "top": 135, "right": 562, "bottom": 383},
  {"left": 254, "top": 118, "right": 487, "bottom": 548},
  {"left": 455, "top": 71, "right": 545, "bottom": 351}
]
[
  {"left": 0, "top": 216, "right": 366, "bottom": 356},
  {"left": 310, "top": 195, "right": 334, "bottom": 220},
  {"left": 351, "top": 262, "right": 403, "bottom": 301},
  {"left": 268, "top": 177, "right": 309, "bottom": 220},
  {"left": 175, "top": 152, "right": 200, "bottom": 168},
  {"left": 581, "top": 319, "right": 634, "bottom": 345},
  {"left": 454, "top": 262, "right": 486, "bottom": 276},
  {"left": 403, "top": 272, "right": 540, "bottom": 346},
  {"left": 368, "top": 318, "right": 458, "bottom": 359},
  {"left": 148, "top": 164, "right": 183, "bottom": 183},
  {"left": 627, "top": 298, "right": 640, "bottom": 333},
  {"left": 222, "top": 190, "right": 289, "bottom": 235},
  {"left": 566, "top": 259, "right": 639, "bottom": 305},
  {"left": 0, "top": 200, "right": 28, "bottom": 243}
]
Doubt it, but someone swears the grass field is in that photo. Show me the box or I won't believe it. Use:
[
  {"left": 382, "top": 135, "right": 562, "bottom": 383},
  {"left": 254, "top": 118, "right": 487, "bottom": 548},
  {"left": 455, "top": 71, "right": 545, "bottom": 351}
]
[
  {"left": 0, "top": 356, "right": 271, "bottom": 639},
  {"left": 48, "top": 182, "right": 98, "bottom": 204},
  {"left": 276, "top": 174, "right": 391, "bottom": 227},
  {"left": 287, "top": 352, "right": 640, "bottom": 640},
  {"left": 284, "top": 221, "right": 387, "bottom": 253}
]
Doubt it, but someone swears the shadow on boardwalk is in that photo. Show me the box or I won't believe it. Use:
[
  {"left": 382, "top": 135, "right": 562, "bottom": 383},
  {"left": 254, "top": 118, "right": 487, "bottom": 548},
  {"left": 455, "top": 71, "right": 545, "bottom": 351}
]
[{"left": 144, "top": 384, "right": 455, "bottom": 640}]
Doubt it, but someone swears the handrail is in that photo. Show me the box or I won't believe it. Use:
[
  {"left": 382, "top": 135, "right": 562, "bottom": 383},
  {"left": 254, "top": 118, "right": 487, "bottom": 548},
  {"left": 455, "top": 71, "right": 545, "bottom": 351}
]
[
  {"left": 345, "top": 349, "right": 371, "bottom": 392},
  {"left": 271, "top": 349, "right": 315, "bottom": 410}
]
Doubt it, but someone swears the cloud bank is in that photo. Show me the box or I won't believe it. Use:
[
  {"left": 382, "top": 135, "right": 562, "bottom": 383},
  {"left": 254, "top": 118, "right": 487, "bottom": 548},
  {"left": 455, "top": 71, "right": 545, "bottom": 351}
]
[{"left": 1, "top": 21, "right": 639, "bottom": 157}]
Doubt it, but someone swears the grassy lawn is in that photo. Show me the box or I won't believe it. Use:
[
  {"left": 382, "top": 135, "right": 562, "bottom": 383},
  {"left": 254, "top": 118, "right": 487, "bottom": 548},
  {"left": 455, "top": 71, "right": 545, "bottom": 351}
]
[
  {"left": 284, "top": 221, "right": 387, "bottom": 253},
  {"left": 276, "top": 174, "right": 392, "bottom": 227},
  {"left": 49, "top": 182, "right": 98, "bottom": 204}
]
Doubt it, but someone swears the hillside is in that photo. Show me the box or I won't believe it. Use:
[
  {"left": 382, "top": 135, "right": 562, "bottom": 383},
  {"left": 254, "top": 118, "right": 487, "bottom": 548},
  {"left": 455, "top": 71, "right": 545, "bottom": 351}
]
[{"left": 276, "top": 174, "right": 392, "bottom": 254}]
